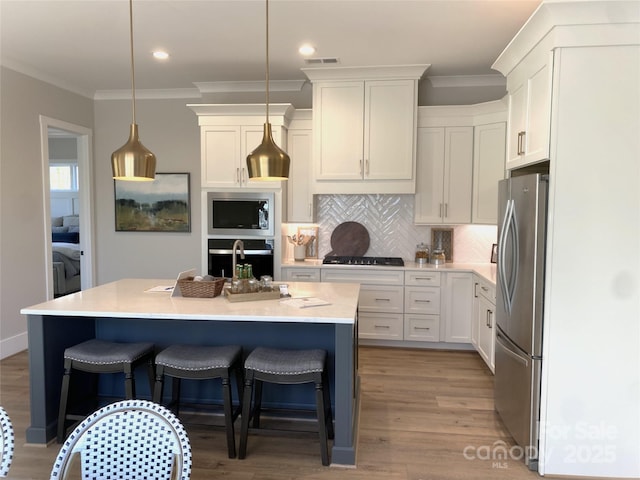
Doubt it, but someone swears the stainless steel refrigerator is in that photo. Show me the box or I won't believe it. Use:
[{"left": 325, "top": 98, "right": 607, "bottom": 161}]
[{"left": 495, "top": 173, "right": 548, "bottom": 471}]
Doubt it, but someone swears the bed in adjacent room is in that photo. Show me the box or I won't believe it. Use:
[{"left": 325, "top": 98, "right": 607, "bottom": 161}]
[{"left": 51, "top": 215, "right": 81, "bottom": 296}]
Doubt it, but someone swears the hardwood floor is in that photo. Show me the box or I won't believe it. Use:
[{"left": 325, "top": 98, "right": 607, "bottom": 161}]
[{"left": 0, "top": 346, "right": 541, "bottom": 479}]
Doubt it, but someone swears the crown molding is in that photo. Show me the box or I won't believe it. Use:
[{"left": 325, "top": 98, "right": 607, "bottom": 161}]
[
  {"left": 193, "top": 80, "right": 307, "bottom": 94},
  {"left": 93, "top": 88, "right": 202, "bottom": 100},
  {"left": 302, "top": 64, "right": 430, "bottom": 82},
  {"left": 427, "top": 74, "right": 505, "bottom": 88}
]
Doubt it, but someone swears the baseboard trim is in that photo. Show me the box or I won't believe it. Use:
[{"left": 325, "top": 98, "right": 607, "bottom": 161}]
[{"left": 0, "top": 331, "right": 28, "bottom": 360}]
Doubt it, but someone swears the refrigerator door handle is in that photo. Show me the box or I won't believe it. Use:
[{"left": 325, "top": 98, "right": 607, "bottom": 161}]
[{"left": 498, "top": 199, "right": 518, "bottom": 314}]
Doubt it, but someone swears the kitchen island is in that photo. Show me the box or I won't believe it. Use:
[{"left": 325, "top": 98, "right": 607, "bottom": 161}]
[{"left": 21, "top": 279, "right": 360, "bottom": 465}]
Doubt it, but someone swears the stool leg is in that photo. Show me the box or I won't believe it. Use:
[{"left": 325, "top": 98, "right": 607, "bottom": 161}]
[
  {"left": 252, "top": 379, "right": 263, "bottom": 429},
  {"left": 153, "top": 365, "right": 165, "bottom": 403},
  {"left": 315, "top": 376, "right": 330, "bottom": 466},
  {"left": 222, "top": 376, "right": 236, "bottom": 458},
  {"left": 234, "top": 364, "right": 244, "bottom": 409},
  {"left": 238, "top": 373, "right": 254, "bottom": 460},
  {"left": 172, "top": 377, "right": 182, "bottom": 416},
  {"left": 146, "top": 356, "right": 155, "bottom": 395},
  {"left": 322, "top": 368, "right": 334, "bottom": 440},
  {"left": 57, "top": 360, "right": 72, "bottom": 443},
  {"left": 124, "top": 364, "right": 135, "bottom": 399}
]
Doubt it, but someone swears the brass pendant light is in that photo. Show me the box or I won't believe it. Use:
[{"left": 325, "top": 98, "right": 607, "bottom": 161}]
[
  {"left": 111, "top": 0, "right": 156, "bottom": 181},
  {"left": 246, "top": 0, "right": 290, "bottom": 180}
]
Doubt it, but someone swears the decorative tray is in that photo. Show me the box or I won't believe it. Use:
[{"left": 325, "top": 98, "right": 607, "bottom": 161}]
[{"left": 225, "top": 290, "right": 281, "bottom": 303}]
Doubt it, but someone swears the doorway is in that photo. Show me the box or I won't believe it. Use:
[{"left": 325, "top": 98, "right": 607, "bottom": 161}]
[{"left": 40, "top": 116, "right": 94, "bottom": 299}]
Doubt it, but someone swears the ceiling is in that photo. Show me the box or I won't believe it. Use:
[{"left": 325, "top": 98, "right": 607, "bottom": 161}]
[{"left": 0, "top": 0, "right": 541, "bottom": 99}]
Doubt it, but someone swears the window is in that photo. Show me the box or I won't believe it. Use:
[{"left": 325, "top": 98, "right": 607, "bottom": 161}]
[{"left": 50, "top": 164, "right": 78, "bottom": 191}]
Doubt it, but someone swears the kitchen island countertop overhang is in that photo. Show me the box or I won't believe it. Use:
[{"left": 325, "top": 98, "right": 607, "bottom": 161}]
[{"left": 21, "top": 279, "right": 361, "bottom": 466}]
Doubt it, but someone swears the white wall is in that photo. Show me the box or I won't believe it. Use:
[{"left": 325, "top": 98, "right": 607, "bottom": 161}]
[
  {"left": 93, "top": 98, "right": 202, "bottom": 284},
  {"left": 0, "top": 67, "right": 94, "bottom": 358}
]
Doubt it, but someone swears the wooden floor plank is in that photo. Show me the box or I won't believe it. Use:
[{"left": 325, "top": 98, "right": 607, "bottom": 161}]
[{"left": 0, "top": 346, "right": 541, "bottom": 479}]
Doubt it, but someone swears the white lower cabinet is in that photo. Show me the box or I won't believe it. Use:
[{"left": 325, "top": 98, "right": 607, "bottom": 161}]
[
  {"left": 359, "top": 313, "right": 404, "bottom": 341},
  {"left": 282, "top": 267, "right": 320, "bottom": 282},
  {"left": 284, "top": 265, "right": 488, "bottom": 346},
  {"left": 474, "top": 275, "right": 496, "bottom": 372},
  {"left": 442, "top": 272, "right": 473, "bottom": 343},
  {"left": 403, "top": 271, "right": 441, "bottom": 343},
  {"left": 404, "top": 314, "right": 440, "bottom": 342},
  {"left": 321, "top": 268, "right": 404, "bottom": 341}
]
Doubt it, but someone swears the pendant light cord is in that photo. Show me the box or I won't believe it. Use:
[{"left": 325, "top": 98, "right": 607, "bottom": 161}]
[
  {"left": 129, "top": 0, "right": 136, "bottom": 124},
  {"left": 265, "top": 0, "right": 269, "bottom": 123}
]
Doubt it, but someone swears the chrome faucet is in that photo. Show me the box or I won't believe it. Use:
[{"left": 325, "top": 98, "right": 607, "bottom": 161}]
[{"left": 232, "top": 239, "right": 245, "bottom": 279}]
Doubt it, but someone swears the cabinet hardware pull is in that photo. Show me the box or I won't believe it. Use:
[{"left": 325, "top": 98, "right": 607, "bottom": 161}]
[
  {"left": 415, "top": 327, "right": 431, "bottom": 331},
  {"left": 416, "top": 299, "right": 431, "bottom": 303},
  {"left": 236, "top": 168, "right": 240, "bottom": 183},
  {"left": 374, "top": 298, "right": 391, "bottom": 302},
  {"left": 374, "top": 325, "right": 390, "bottom": 329},
  {"left": 416, "top": 277, "right": 433, "bottom": 281},
  {"left": 439, "top": 203, "right": 443, "bottom": 217},
  {"left": 481, "top": 286, "right": 489, "bottom": 292},
  {"left": 365, "top": 159, "right": 370, "bottom": 176},
  {"left": 295, "top": 274, "right": 312, "bottom": 278},
  {"left": 474, "top": 282, "right": 479, "bottom": 298},
  {"left": 517, "top": 131, "right": 526, "bottom": 155},
  {"left": 241, "top": 167, "right": 247, "bottom": 184},
  {"left": 444, "top": 203, "right": 448, "bottom": 218},
  {"left": 359, "top": 159, "right": 363, "bottom": 175},
  {"left": 488, "top": 310, "right": 493, "bottom": 328}
]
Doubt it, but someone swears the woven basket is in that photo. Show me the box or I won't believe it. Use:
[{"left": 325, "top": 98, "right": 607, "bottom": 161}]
[{"left": 177, "top": 277, "right": 225, "bottom": 298}]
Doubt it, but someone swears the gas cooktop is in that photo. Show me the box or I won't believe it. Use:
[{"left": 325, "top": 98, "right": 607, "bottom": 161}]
[{"left": 322, "top": 256, "right": 405, "bottom": 267}]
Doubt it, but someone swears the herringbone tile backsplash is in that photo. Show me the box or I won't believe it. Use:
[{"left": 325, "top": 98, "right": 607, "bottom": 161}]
[{"left": 286, "top": 194, "right": 497, "bottom": 263}]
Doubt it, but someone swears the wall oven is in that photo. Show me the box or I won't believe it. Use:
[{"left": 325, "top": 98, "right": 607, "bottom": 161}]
[
  {"left": 208, "top": 238, "right": 274, "bottom": 279},
  {"left": 207, "top": 191, "right": 274, "bottom": 237}
]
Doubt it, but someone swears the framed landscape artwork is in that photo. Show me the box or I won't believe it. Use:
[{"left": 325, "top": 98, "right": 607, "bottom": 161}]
[{"left": 114, "top": 173, "right": 191, "bottom": 232}]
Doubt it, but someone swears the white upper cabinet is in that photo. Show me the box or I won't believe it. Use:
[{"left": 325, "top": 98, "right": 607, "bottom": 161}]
[
  {"left": 415, "top": 102, "right": 507, "bottom": 225},
  {"left": 189, "top": 104, "right": 293, "bottom": 189},
  {"left": 414, "top": 126, "right": 473, "bottom": 224},
  {"left": 472, "top": 122, "right": 506, "bottom": 224},
  {"left": 303, "top": 65, "right": 429, "bottom": 195},
  {"left": 286, "top": 110, "right": 314, "bottom": 223},
  {"left": 502, "top": 46, "right": 553, "bottom": 170}
]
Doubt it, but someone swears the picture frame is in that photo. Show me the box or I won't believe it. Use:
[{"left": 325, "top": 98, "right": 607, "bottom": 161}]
[
  {"left": 297, "top": 226, "right": 319, "bottom": 259},
  {"left": 491, "top": 243, "right": 498, "bottom": 263},
  {"left": 114, "top": 173, "right": 191, "bottom": 232}
]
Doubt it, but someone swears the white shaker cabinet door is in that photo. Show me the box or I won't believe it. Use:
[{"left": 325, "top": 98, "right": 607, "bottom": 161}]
[{"left": 314, "top": 81, "right": 365, "bottom": 180}]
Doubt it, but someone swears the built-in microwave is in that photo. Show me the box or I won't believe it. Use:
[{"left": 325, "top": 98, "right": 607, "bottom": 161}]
[{"left": 207, "top": 191, "right": 274, "bottom": 237}]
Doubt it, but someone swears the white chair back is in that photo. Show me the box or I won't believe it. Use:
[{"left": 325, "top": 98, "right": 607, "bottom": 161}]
[{"left": 50, "top": 399, "right": 191, "bottom": 480}]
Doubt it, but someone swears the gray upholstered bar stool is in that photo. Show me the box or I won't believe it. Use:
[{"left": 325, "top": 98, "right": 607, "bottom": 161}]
[
  {"left": 152, "top": 344, "right": 243, "bottom": 458},
  {"left": 238, "top": 347, "right": 334, "bottom": 466},
  {"left": 57, "top": 339, "right": 155, "bottom": 443}
]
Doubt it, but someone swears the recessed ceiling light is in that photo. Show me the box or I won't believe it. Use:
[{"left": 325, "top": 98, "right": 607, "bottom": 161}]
[
  {"left": 153, "top": 50, "right": 169, "bottom": 60},
  {"left": 298, "top": 44, "right": 316, "bottom": 56}
]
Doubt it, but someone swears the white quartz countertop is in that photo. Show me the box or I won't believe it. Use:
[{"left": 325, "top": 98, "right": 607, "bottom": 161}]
[
  {"left": 282, "top": 259, "right": 497, "bottom": 285},
  {"left": 21, "top": 279, "right": 360, "bottom": 325}
]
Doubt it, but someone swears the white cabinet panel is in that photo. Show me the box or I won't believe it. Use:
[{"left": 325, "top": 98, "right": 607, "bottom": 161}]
[
  {"left": 404, "top": 314, "right": 440, "bottom": 342},
  {"left": 282, "top": 267, "right": 320, "bottom": 282},
  {"left": 315, "top": 81, "right": 365, "bottom": 180},
  {"left": 404, "top": 271, "right": 441, "bottom": 287},
  {"left": 306, "top": 68, "right": 425, "bottom": 195},
  {"left": 286, "top": 124, "right": 314, "bottom": 223},
  {"left": 472, "top": 122, "right": 506, "bottom": 224},
  {"left": 442, "top": 272, "right": 473, "bottom": 343},
  {"left": 505, "top": 49, "right": 553, "bottom": 170},
  {"left": 404, "top": 286, "right": 440, "bottom": 315},
  {"left": 415, "top": 126, "right": 473, "bottom": 224},
  {"left": 359, "top": 285, "right": 404, "bottom": 314},
  {"left": 359, "top": 313, "right": 404, "bottom": 340}
]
